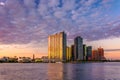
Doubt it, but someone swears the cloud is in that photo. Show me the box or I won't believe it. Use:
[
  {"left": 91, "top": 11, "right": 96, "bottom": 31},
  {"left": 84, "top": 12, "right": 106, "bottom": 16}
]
[
  {"left": 105, "top": 49, "right": 120, "bottom": 52},
  {"left": 84, "top": 0, "right": 96, "bottom": 6},
  {"left": 0, "top": 2, "right": 5, "bottom": 6},
  {"left": 0, "top": 0, "right": 119, "bottom": 45}
]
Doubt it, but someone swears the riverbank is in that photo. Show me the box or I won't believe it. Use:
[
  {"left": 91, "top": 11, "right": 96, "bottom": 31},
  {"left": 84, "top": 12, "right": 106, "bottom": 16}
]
[{"left": 0, "top": 60, "right": 120, "bottom": 63}]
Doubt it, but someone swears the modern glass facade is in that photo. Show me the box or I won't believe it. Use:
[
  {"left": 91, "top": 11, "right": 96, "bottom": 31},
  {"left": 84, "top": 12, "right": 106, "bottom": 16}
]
[
  {"left": 86, "top": 46, "right": 92, "bottom": 60},
  {"left": 83, "top": 44, "right": 87, "bottom": 60},
  {"left": 66, "top": 46, "right": 71, "bottom": 61},
  {"left": 48, "top": 32, "right": 66, "bottom": 62},
  {"left": 71, "top": 45, "right": 75, "bottom": 61},
  {"left": 74, "top": 36, "right": 83, "bottom": 60}
]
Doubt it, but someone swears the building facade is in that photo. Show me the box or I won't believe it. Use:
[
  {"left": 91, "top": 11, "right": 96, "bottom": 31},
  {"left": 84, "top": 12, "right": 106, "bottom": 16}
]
[
  {"left": 83, "top": 44, "right": 87, "bottom": 60},
  {"left": 71, "top": 45, "right": 75, "bottom": 61},
  {"left": 48, "top": 32, "right": 66, "bottom": 62},
  {"left": 66, "top": 46, "right": 72, "bottom": 61},
  {"left": 86, "top": 46, "right": 92, "bottom": 60},
  {"left": 92, "top": 50, "right": 98, "bottom": 60},
  {"left": 92, "top": 47, "right": 105, "bottom": 61},
  {"left": 98, "top": 47, "right": 104, "bottom": 60},
  {"left": 74, "top": 36, "right": 83, "bottom": 60}
]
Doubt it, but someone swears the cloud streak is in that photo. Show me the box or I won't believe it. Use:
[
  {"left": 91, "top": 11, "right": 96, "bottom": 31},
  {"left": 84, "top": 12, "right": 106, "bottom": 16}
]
[
  {"left": 0, "top": 0, "right": 120, "bottom": 44},
  {"left": 105, "top": 49, "right": 120, "bottom": 52}
]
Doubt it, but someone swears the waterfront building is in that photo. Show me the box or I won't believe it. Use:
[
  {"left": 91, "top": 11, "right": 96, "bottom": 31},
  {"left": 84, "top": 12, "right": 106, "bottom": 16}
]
[
  {"left": 74, "top": 36, "right": 83, "bottom": 60},
  {"left": 86, "top": 46, "right": 92, "bottom": 60},
  {"left": 18, "top": 57, "right": 32, "bottom": 63},
  {"left": 41, "top": 56, "right": 49, "bottom": 63},
  {"left": 83, "top": 44, "right": 87, "bottom": 60},
  {"left": 48, "top": 31, "right": 67, "bottom": 62},
  {"left": 71, "top": 45, "right": 75, "bottom": 61},
  {"left": 66, "top": 46, "right": 72, "bottom": 61},
  {"left": 92, "top": 47, "right": 105, "bottom": 61},
  {"left": 92, "top": 50, "right": 98, "bottom": 60},
  {"left": 98, "top": 47, "right": 104, "bottom": 60}
]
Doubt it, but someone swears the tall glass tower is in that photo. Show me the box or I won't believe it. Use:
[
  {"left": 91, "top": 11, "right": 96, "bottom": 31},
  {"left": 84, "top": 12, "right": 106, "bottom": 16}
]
[
  {"left": 48, "top": 31, "right": 66, "bottom": 62},
  {"left": 74, "top": 36, "right": 83, "bottom": 60},
  {"left": 86, "top": 46, "right": 92, "bottom": 60}
]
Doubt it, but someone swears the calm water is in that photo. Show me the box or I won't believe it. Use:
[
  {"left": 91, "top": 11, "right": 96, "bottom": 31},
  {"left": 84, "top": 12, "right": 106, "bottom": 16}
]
[{"left": 0, "top": 62, "right": 120, "bottom": 80}]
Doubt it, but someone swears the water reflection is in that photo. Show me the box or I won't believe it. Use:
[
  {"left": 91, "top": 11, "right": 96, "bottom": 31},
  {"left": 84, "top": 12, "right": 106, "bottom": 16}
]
[
  {"left": 0, "top": 63, "right": 120, "bottom": 80},
  {"left": 47, "top": 63, "right": 120, "bottom": 80},
  {"left": 47, "top": 63, "right": 64, "bottom": 80},
  {"left": 47, "top": 63, "right": 96, "bottom": 80}
]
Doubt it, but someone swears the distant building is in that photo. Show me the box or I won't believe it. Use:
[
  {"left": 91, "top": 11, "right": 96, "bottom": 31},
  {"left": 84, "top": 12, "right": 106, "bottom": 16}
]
[
  {"left": 98, "top": 47, "right": 104, "bottom": 60},
  {"left": 41, "top": 56, "right": 49, "bottom": 63},
  {"left": 92, "top": 47, "right": 105, "bottom": 61},
  {"left": 0, "top": 57, "right": 9, "bottom": 62},
  {"left": 86, "top": 46, "right": 92, "bottom": 60},
  {"left": 71, "top": 45, "right": 75, "bottom": 61},
  {"left": 18, "top": 57, "right": 32, "bottom": 63},
  {"left": 66, "top": 46, "right": 71, "bottom": 61},
  {"left": 83, "top": 44, "right": 87, "bottom": 60},
  {"left": 48, "top": 31, "right": 67, "bottom": 62},
  {"left": 32, "top": 54, "right": 35, "bottom": 62},
  {"left": 92, "top": 50, "right": 98, "bottom": 60},
  {"left": 74, "top": 36, "right": 83, "bottom": 60}
]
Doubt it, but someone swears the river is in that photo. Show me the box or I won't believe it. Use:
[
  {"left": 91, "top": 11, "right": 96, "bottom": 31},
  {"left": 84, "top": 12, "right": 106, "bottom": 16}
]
[{"left": 0, "top": 62, "right": 120, "bottom": 80}]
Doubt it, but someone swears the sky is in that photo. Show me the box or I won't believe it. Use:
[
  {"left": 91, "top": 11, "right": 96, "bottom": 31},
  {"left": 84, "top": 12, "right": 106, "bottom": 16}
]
[{"left": 0, "top": 0, "right": 120, "bottom": 59}]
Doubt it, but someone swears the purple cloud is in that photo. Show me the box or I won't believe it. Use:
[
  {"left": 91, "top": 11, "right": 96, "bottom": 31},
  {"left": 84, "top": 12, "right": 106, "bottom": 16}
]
[{"left": 0, "top": 0, "right": 120, "bottom": 45}]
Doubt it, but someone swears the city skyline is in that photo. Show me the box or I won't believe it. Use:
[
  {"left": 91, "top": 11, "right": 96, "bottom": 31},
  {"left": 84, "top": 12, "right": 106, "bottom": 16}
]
[
  {"left": 0, "top": 0, "right": 120, "bottom": 60},
  {"left": 48, "top": 31, "right": 105, "bottom": 62}
]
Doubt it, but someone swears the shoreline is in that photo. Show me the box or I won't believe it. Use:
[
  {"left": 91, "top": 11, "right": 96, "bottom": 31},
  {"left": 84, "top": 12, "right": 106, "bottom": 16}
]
[{"left": 0, "top": 61, "right": 120, "bottom": 63}]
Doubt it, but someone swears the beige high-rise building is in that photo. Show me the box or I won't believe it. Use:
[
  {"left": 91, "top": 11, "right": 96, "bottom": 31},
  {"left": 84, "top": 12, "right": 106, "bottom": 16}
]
[{"left": 48, "top": 31, "right": 66, "bottom": 62}]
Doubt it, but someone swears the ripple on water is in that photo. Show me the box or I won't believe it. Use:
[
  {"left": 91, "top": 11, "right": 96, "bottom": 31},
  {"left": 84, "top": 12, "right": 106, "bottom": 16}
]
[{"left": 0, "top": 63, "right": 120, "bottom": 80}]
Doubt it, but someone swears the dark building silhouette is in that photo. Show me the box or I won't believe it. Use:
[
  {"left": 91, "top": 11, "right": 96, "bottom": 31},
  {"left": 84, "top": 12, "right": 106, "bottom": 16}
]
[
  {"left": 32, "top": 54, "right": 35, "bottom": 62},
  {"left": 74, "top": 36, "right": 83, "bottom": 60},
  {"left": 86, "top": 46, "right": 92, "bottom": 60},
  {"left": 71, "top": 45, "right": 75, "bottom": 61},
  {"left": 83, "top": 44, "right": 87, "bottom": 60}
]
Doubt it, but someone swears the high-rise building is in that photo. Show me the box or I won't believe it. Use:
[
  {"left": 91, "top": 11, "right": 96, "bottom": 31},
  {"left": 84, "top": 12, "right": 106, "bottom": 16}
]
[
  {"left": 66, "top": 46, "right": 71, "bottom": 61},
  {"left": 83, "top": 44, "right": 87, "bottom": 60},
  {"left": 98, "top": 47, "right": 104, "bottom": 60},
  {"left": 74, "top": 36, "right": 83, "bottom": 60},
  {"left": 48, "top": 31, "right": 67, "bottom": 62},
  {"left": 86, "top": 46, "right": 92, "bottom": 60},
  {"left": 71, "top": 45, "right": 75, "bottom": 61},
  {"left": 92, "top": 50, "right": 98, "bottom": 60},
  {"left": 92, "top": 47, "right": 105, "bottom": 61}
]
